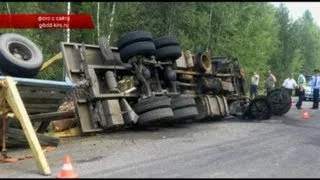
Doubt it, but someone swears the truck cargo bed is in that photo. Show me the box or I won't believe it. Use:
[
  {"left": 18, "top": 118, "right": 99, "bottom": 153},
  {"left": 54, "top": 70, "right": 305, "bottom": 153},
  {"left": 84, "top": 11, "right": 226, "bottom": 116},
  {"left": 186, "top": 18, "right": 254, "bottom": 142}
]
[{"left": 0, "top": 76, "right": 74, "bottom": 115}]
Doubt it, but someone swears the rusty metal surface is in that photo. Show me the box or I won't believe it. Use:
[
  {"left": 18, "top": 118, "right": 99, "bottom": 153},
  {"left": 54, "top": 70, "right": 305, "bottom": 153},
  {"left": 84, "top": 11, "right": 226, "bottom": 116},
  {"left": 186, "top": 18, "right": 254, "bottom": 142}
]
[
  {"left": 60, "top": 42, "right": 136, "bottom": 133},
  {"left": 195, "top": 95, "right": 230, "bottom": 120},
  {"left": 1, "top": 99, "right": 7, "bottom": 158}
]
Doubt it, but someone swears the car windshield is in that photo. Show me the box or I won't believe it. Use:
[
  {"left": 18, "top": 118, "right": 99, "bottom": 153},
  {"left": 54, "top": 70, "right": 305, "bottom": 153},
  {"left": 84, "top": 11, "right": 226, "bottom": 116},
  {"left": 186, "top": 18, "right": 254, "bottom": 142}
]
[{"left": 306, "top": 75, "right": 312, "bottom": 86}]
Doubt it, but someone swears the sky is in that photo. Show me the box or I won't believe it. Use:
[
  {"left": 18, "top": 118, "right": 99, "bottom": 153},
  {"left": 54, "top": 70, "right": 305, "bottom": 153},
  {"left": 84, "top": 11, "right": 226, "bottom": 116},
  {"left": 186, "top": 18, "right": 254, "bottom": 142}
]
[{"left": 270, "top": 2, "right": 320, "bottom": 26}]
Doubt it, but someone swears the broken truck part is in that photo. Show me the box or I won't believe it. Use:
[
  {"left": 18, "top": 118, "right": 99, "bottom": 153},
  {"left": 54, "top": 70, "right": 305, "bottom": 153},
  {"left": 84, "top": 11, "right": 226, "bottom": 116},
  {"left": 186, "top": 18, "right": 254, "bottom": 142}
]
[
  {"left": 0, "top": 76, "right": 73, "bottom": 175},
  {"left": 0, "top": 77, "right": 74, "bottom": 151},
  {"left": 0, "top": 33, "right": 44, "bottom": 78}
]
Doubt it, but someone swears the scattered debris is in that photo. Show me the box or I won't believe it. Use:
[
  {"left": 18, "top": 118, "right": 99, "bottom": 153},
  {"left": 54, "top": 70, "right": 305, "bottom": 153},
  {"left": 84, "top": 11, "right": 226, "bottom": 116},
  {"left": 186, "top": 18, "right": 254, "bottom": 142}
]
[
  {"left": 50, "top": 101, "right": 77, "bottom": 132},
  {"left": 0, "top": 127, "right": 60, "bottom": 149},
  {"left": 57, "top": 101, "right": 75, "bottom": 112},
  {"left": 17, "top": 146, "right": 56, "bottom": 161}
]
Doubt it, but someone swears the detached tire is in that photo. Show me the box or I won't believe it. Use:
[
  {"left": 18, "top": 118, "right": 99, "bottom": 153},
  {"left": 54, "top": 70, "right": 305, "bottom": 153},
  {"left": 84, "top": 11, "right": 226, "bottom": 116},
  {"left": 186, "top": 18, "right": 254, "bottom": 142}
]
[
  {"left": 0, "top": 33, "right": 43, "bottom": 78},
  {"left": 245, "top": 96, "right": 272, "bottom": 120},
  {"left": 117, "top": 31, "right": 153, "bottom": 50},
  {"left": 155, "top": 45, "right": 182, "bottom": 61},
  {"left": 119, "top": 41, "right": 156, "bottom": 63},
  {"left": 154, "top": 36, "right": 180, "bottom": 49},
  {"left": 267, "top": 88, "right": 291, "bottom": 116}
]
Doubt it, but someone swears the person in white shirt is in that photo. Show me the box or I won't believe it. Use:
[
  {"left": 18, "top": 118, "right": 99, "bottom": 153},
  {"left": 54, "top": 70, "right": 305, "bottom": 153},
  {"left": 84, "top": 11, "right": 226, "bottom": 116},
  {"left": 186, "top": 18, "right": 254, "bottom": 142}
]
[
  {"left": 250, "top": 72, "right": 259, "bottom": 99},
  {"left": 282, "top": 73, "right": 297, "bottom": 97},
  {"left": 266, "top": 70, "right": 277, "bottom": 95}
]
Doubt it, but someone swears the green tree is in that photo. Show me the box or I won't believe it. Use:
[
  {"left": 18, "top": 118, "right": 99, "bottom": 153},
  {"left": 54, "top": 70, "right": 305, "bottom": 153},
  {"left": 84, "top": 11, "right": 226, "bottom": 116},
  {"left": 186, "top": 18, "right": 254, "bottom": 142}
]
[{"left": 295, "top": 10, "right": 320, "bottom": 75}]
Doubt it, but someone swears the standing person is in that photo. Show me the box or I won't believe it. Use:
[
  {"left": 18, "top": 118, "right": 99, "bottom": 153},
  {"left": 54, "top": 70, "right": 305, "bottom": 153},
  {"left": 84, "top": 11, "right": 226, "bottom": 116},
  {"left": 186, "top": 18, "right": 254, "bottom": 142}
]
[
  {"left": 282, "top": 73, "right": 297, "bottom": 97},
  {"left": 266, "top": 70, "right": 277, "bottom": 95},
  {"left": 250, "top": 72, "right": 259, "bottom": 99},
  {"left": 239, "top": 68, "right": 246, "bottom": 95},
  {"left": 240, "top": 68, "right": 246, "bottom": 80},
  {"left": 309, "top": 69, "right": 320, "bottom": 109},
  {"left": 295, "top": 70, "right": 307, "bottom": 109}
]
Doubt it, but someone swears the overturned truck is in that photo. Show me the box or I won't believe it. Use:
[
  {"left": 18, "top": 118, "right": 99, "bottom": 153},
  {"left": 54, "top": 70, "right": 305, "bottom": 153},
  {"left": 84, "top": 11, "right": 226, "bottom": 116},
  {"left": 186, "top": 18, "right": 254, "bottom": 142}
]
[{"left": 61, "top": 30, "right": 291, "bottom": 133}]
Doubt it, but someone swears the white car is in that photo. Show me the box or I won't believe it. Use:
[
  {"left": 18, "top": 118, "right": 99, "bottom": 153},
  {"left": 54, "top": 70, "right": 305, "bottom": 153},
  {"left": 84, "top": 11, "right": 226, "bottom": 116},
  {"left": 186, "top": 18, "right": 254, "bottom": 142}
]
[
  {"left": 304, "top": 86, "right": 314, "bottom": 101},
  {"left": 304, "top": 75, "right": 320, "bottom": 101}
]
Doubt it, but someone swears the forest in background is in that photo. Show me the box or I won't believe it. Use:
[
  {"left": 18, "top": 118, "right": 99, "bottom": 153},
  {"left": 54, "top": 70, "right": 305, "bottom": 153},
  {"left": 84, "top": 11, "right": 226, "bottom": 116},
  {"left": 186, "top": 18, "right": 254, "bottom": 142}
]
[{"left": 1, "top": 2, "right": 320, "bottom": 93}]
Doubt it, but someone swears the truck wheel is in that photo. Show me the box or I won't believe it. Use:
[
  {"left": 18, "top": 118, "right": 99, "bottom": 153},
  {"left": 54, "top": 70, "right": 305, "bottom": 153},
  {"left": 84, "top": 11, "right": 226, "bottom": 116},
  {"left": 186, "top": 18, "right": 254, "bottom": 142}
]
[
  {"left": 173, "top": 106, "right": 198, "bottom": 122},
  {"left": 155, "top": 45, "right": 181, "bottom": 61},
  {"left": 245, "top": 96, "right": 272, "bottom": 120},
  {"left": 119, "top": 41, "right": 156, "bottom": 63},
  {"left": 117, "top": 30, "right": 153, "bottom": 50},
  {"left": 0, "top": 33, "right": 43, "bottom": 78},
  {"left": 137, "top": 107, "right": 174, "bottom": 125},
  {"left": 134, "top": 96, "right": 171, "bottom": 114},
  {"left": 267, "top": 89, "right": 291, "bottom": 116},
  {"left": 154, "top": 36, "right": 180, "bottom": 49},
  {"left": 171, "top": 97, "right": 196, "bottom": 110}
]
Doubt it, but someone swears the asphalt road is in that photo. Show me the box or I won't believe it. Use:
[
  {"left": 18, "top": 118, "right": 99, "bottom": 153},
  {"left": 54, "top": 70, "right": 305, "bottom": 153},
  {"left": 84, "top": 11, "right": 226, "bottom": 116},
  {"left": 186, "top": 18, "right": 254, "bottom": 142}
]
[{"left": 1, "top": 98, "right": 320, "bottom": 178}]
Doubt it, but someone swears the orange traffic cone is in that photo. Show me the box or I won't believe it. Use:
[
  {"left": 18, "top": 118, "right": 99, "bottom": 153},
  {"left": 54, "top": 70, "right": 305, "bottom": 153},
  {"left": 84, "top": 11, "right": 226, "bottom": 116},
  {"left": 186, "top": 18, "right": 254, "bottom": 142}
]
[
  {"left": 57, "top": 155, "right": 79, "bottom": 178},
  {"left": 301, "top": 110, "right": 310, "bottom": 120}
]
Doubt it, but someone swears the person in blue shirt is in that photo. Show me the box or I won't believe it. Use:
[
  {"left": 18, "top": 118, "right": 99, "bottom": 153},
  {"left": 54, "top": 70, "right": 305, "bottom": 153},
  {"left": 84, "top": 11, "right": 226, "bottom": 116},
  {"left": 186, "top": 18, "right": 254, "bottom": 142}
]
[{"left": 309, "top": 69, "right": 320, "bottom": 109}]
